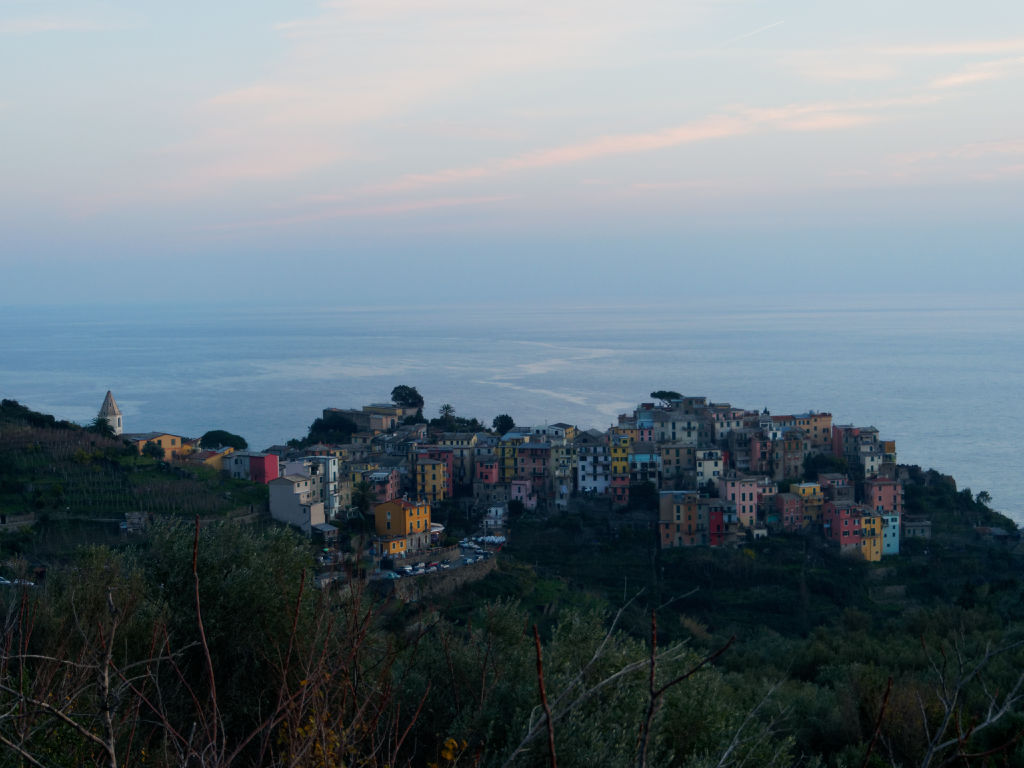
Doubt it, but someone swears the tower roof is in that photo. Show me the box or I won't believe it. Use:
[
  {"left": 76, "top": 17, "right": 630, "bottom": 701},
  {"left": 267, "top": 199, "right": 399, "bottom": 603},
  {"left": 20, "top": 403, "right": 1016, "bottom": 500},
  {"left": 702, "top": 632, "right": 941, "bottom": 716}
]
[{"left": 99, "top": 391, "right": 121, "bottom": 418}]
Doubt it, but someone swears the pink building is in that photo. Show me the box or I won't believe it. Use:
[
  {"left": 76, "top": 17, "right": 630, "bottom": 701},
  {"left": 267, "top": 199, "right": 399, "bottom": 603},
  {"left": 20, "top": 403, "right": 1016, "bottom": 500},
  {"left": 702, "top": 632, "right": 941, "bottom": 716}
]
[
  {"left": 516, "top": 443, "right": 552, "bottom": 490},
  {"left": 823, "top": 501, "right": 866, "bottom": 553},
  {"left": 720, "top": 475, "right": 759, "bottom": 528},
  {"left": 863, "top": 478, "right": 904, "bottom": 514},
  {"left": 368, "top": 468, "right": 401, "bottom": 502},
  {"left": 510, "top": 479, "right": 537, "bottom": 510},
  {"left": 475, "top": 458, "right": 499, "bottom": 485}
]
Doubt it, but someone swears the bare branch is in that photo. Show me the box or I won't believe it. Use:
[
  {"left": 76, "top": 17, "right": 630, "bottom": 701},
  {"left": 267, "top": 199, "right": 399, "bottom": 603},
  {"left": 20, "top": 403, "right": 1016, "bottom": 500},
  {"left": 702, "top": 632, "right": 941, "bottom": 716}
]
[{"left": 533, "top": 624, "right": 558, "bottom": 768}]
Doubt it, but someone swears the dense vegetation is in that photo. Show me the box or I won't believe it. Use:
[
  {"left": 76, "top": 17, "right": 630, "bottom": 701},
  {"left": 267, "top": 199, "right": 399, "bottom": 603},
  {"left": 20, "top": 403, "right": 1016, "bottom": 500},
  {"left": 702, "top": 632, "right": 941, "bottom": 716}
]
[
  {"left": 0, "top": 401, "right": 267, "bottom": 562},
  {"left": 1, "top": 400, "right": 1022, "bottom": 766}
]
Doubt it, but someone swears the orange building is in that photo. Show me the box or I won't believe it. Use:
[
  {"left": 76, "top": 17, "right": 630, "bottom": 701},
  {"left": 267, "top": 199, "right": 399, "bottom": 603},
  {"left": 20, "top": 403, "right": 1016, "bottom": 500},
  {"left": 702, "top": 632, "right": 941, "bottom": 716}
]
[{"left": 373, "top": 499, "right": 432, "bottom": 557}]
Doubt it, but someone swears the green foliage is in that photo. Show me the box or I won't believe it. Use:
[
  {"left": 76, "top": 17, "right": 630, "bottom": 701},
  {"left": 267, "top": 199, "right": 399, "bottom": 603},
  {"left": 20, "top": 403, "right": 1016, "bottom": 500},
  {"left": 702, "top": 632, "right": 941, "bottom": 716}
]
[
  {"left": 492, "top": 413, "right": 515, "bottom": 435},
  {"left": 402, "top": 408, "right": 427, "bottom": 425},
  {"left": 390, "top": 384, "right": 424, "bottom": 409},
  {"left": 86, "top": 416, "right": 116, "bottom": 438},
  {"left": 803, "top": 452, "right": 848, "bottom": 481},
  {"left": 142, "top": 441, "right": 165, "bottom": 460},
  {"left": 199, "top": 429, "right": 248, "bottom": 450},
  {"left": 143, "top": 519, "right": 317, "bottom": 742},
  {"left": 629, "top": 480, "right": 658, "bottom": 511},
  {"left": 428, "top": 415, "right": 483, "bottom": 434},
  {"left": 297, "top": 410, "right": 359, "bottom": 446},
  {"left": 351, "top": 479, "right": 376, "bottom": 516},
  {"left": 0, "top": 398, "right": 79, "bottom": 430}
]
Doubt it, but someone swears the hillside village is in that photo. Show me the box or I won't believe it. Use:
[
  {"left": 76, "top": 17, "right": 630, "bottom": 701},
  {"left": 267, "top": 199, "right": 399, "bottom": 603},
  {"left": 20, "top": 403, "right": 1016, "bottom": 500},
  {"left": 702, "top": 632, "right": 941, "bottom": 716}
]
[{"left": 96, "top": 386, "right": 921, "bottom": 565}]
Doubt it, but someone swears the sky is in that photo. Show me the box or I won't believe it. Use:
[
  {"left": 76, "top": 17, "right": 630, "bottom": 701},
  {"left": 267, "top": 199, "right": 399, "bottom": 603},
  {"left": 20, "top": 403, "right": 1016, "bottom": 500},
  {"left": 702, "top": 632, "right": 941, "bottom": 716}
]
[{"left": 3, "top": 0, "right": 1024, "bottom": 305}]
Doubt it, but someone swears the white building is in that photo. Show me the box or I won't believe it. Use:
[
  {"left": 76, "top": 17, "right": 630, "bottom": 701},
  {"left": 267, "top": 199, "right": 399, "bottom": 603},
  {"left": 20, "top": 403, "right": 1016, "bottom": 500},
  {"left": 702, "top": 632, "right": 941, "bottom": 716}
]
[
  {"left": 98, "top": 391, "right": 123, "bottom": 436},
  {"left": 280, "top": 455, "right": 341, "bottom": 519},
  {"left": 575, "top": 429, "right": 610, "bottom": 494},
  {"left": 696, "top": 449, "right": 724, "bottom": 489},
  {"left": 269, "top": 475, "right": 326, "bottom": 535}
]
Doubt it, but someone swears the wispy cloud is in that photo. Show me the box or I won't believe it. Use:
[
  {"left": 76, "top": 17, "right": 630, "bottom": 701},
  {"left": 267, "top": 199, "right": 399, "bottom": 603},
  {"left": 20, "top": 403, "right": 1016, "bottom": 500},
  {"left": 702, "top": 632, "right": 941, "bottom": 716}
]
[
  {"left": 722, "top": 20, "right": 784, "bottom": 47},
  {"left": 881, "top": 38, "right": 1024, "bottom": 57},
  {"left": 931, "top": 56, "right": 1024, "bottom": 88},
  {"left": 364, "top": 95, "right": 935, "bottom": 196},
  {"left": 373, "top": 116, "right": 752, "bottom": 194}
]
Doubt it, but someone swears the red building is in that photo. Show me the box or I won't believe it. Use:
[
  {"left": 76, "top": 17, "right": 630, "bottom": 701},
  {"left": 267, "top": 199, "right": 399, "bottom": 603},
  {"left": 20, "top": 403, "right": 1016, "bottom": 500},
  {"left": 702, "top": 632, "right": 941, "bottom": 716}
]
[
  {"left": 823, "top": 501, "right": 867, "bottom": 554},
  {"left": 475, "top": 457, "right": 499, "bottom": 485},
  {"left": 250, "top": 453, "right": 279, "bottom": 485}
]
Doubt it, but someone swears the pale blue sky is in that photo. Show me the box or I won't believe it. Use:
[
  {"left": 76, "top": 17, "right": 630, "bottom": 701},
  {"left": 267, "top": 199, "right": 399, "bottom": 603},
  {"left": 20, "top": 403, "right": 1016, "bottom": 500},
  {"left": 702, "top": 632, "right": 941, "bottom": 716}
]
[{"left": 3, "top": 0, "right": 1023, "bottom": 305}]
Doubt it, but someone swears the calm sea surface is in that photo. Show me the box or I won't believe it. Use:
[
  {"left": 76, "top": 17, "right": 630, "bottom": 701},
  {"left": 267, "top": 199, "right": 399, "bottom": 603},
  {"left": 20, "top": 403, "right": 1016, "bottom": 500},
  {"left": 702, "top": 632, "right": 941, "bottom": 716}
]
[{"left": 2, "top": 296, "right": 1022, "bottom": 526}]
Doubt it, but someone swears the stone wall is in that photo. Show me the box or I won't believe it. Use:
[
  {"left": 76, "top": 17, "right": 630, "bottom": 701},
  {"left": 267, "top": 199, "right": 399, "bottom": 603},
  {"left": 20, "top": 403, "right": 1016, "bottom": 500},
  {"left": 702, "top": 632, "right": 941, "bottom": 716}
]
[{"left": 393, "top": 557, "right": 496, "bottom": 601}]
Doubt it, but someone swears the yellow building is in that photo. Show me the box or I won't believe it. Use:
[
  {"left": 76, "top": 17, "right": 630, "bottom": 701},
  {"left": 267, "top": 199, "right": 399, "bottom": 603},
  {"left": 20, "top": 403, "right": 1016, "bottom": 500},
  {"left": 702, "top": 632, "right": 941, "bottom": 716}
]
[
  {"left": 189, "top": 446, "right": 234, "bottom": 470},
  {"left": 374, "top": 499, "right": 432, "bottom": 556},
  {"left": 609, "top": 433, "right": 631, "bottom": 476},
  {"left": 415, "top": 458, "right": 448, "bottom": 503},
  {"left": 792, "top": 412, "right": 833, "bottom": 448},
  {"left": 124, "top": 432, "right": 193, "bottom": 461},
  {"left": 497, "top": 437, "right": 524, "bottom": 483},
  {"left": 792, "top": 482, "right": 824, "bottom": 525},
  {"left": 860, "top": 512, "right": 883, "bottom": 562}
]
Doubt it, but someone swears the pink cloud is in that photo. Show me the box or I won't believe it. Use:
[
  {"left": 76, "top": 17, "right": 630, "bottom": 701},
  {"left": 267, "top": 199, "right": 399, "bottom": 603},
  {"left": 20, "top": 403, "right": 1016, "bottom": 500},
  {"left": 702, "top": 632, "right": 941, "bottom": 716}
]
[
  {"left": 882, "top": 39, "right": 1024, "bottom": 57},
  {"left": 930, "top": 56, "right": 1024, "bottom": 88},
  {"left": 349, "top": 95, "right": 939, "bottom": 198}
]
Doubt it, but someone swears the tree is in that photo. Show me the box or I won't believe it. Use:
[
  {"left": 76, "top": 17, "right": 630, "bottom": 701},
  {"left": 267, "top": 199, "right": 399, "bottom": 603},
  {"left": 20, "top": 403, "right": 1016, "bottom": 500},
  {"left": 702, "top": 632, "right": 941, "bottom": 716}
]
[
  {"left": 142, "top": 441, "right": 165, "bottom": 460},
  {"left": 86, "top": 416, "right": 116, "bottom": 438},
  {"left": 439, "top": 403, "right": 455, "bottom": 429},
  {"left": 650, "top": 390, "right": 682, "bottom": 406},
  {"left": 390, "top": 385, "right": 424, "bottom": 409},
  {"left": 200, "top": 429, "right": 248, "bottom": 450},
  {"left": 803, "top": 453, "right": 848, "bottom": 481},
  {"left": 493, "top": 414, "right": 516, "bottom": 435},
  {"left": 299, "top": 411, "right": 358, "bottom": 446},
  {"left": 351, "top": 480, "right": 377, "bottom": 517}
]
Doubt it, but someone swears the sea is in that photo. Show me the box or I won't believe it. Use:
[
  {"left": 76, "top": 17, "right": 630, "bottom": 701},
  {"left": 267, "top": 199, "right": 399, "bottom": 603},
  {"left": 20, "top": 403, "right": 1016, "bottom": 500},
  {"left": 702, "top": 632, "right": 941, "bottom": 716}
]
[{"left": 2, "top": 295, "right": 1022, "bottom": 527}]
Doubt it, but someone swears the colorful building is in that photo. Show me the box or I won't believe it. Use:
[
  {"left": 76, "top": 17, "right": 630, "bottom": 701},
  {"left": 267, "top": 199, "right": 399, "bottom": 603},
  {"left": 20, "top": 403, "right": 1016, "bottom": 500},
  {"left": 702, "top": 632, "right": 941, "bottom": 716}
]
[
  {"left": 823, "top": 501, "right": 865, "bottom": 554},
  {"left": 859, "top": 511, "right": 883, "bottom": 561},
  {"left": 373, "top": 498, "right": 431, "bottom": 557},
  {"left": 415, "top": 458, "right": 448, "bottom": 503},
  {"left": 791, "top": 482, "right": 824, "bottom": 525},
  {"left": 720, "top": 475, "right": 759, "bottom": 528},
  {"left": 123, "top": 432, "right": 192, "bottom": 461},
  {"left": 609, "top": 433, "right": 631, "bottom": 507},
  {"left": 658, "top": 491, "right": 705, "bottom": 548}
]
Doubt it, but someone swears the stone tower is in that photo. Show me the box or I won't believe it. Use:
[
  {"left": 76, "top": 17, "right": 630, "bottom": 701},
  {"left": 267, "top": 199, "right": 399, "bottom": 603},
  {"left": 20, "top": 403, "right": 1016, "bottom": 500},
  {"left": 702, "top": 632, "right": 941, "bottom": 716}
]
[{"left": 98, "top": 390, "right": 123, "bottom": 436}]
